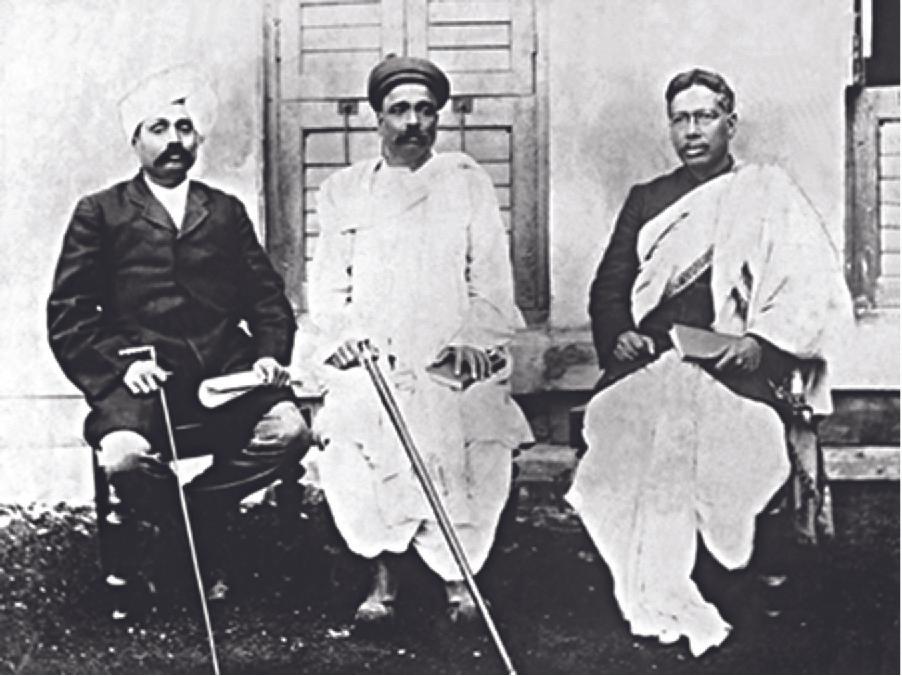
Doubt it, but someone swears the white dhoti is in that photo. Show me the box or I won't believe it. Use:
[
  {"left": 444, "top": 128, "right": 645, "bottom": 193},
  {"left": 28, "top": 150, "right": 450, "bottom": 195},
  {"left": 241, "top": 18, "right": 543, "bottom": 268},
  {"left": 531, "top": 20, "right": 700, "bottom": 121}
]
[
  {"left": 567, "top": 352, "right": 789, "bottom": 655},
  {"left": 313, "top": 367, "right": 528, "bottom": 579},
  {"left": 570, "top": 162, "right": 850, "bottom": 656}
]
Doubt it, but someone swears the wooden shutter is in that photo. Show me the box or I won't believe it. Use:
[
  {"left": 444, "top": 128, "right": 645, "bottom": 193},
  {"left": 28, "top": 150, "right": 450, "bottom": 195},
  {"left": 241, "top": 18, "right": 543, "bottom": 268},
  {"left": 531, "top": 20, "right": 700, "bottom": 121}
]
[
  {"left": 849, "top": 86, "right": 901, "bottom": 311},
  {"left": 877, "top": 115, "right": 900, "bottom": 306}
]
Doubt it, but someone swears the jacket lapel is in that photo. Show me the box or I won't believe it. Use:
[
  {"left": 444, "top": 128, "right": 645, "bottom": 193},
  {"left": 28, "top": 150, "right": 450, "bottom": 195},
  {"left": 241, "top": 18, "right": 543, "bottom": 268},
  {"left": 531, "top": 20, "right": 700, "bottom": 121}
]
[
  {"left": 125, "top": 173, "right": 177, "bottom": 233},
  {"left": 180, "top": 182, "right": 210, "bottom": 238}
]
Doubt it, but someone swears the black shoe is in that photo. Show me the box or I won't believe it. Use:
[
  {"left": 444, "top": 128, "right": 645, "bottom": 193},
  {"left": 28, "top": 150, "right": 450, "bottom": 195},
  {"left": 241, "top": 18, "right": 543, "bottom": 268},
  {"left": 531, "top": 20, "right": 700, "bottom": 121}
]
[
  {"left": 185, "top": 457, "right": 284, "bottom": 497},
  {"left": 104, "top": 573, "right": 158, "bottom": 622}
]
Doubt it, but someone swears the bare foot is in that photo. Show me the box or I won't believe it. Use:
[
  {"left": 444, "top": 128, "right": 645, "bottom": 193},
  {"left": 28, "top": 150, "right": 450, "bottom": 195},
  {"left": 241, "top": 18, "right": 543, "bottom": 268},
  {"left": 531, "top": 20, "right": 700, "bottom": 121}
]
[
  {"left": 445, "top": 580, "right": 479, "bottom": 623},
  {"left": 354, "top": 598, "right": 395, "bottom": 622},
  {"left": 354, "top": 557, "right": 398, "bottom": 624}
]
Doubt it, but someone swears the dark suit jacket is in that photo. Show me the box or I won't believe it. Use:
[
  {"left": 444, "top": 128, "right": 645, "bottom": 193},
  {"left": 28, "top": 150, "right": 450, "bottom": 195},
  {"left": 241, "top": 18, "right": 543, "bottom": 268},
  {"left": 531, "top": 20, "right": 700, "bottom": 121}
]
[
  {"left": 47, "top": 173, "right": 296, "bottom": 404},
  {"left": 587, "top": 158, "right": 800, "bottom": 405}
]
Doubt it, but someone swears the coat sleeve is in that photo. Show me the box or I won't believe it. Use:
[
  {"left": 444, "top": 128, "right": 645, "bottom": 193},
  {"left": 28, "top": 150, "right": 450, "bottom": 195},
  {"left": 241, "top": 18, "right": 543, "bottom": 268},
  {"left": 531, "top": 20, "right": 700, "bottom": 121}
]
[
  {"left": 47, "top": 197, "right": 138, "bottom": 400},
  {"left": 446, "top": 164, "right": 525, "bottom": 349},
  {"left": 232, "top": 198, "right": 297, "bottom": 364},
  {"left": 588, "top": 185, "right": 644, "bottom": 367}
]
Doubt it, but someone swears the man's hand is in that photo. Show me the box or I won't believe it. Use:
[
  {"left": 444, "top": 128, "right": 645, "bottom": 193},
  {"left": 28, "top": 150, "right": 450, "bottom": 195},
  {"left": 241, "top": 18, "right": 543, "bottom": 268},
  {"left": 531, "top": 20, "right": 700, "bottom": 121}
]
[
  {"left": 433, "top": 345, "right": 492, "bottom": 381},
  {"left": 713, "top": 335, "right": 762, "bottom": 373},
  {"left": 123, "top": 360, "right": 171, "bottom": 395},
  {"left": 253, "top": 357, "right": 291, "bottom": 387},
  {"left": 325, "top": 338, "right": 377, "bottom": 370},
  {"left": 613, "top": 330, "right": 655, "bottom": 362}
]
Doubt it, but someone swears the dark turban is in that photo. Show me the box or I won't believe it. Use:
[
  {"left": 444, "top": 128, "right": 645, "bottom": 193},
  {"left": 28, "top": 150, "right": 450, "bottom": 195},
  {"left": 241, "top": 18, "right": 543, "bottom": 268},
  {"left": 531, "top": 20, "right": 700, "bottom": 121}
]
[{"left": 366, "top": 55, "right": 450, "bottom": 112}]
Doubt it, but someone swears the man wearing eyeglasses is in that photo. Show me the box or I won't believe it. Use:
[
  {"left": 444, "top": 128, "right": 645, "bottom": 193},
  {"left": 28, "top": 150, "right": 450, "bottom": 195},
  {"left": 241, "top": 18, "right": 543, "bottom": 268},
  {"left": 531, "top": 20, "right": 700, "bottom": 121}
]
[{"left": 569, "top": 68, "right": 849, "bottom": 656}]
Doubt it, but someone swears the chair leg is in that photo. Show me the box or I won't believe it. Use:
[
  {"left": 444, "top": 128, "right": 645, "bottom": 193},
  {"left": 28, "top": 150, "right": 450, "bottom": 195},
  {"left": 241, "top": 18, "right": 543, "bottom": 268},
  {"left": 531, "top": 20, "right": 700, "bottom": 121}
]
[
  {"left": 754, "top": 499, "right": 792, "bottom": 618},
  {"left": 93, "top": 450, "right": 112, "bottom": 569},
  {"left": 275, "top": 446, "right": 304, "bottom": 532}
]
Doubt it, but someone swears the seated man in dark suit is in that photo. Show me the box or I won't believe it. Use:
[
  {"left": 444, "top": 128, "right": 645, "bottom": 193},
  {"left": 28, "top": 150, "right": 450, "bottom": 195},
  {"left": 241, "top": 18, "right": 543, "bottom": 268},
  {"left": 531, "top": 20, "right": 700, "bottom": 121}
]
[{"left": 47, "top": 65, "right": 311, "bottom": 605}]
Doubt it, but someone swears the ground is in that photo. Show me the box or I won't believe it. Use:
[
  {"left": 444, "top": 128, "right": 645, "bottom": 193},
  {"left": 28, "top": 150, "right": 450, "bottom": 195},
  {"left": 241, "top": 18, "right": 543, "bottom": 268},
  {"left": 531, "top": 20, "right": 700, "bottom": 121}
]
[{"left": 0, "top": 481, "right": 898, "bottom": 674}]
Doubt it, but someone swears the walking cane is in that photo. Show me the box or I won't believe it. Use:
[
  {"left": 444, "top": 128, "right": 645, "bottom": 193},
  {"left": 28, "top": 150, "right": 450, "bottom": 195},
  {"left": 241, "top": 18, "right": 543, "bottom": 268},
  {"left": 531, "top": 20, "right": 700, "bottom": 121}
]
[
  {"left": 356, "top": 342, "right": 518, "bottom": 675},
  {"left": 119, "top": 346, "right": 221, "bottom": 675}
]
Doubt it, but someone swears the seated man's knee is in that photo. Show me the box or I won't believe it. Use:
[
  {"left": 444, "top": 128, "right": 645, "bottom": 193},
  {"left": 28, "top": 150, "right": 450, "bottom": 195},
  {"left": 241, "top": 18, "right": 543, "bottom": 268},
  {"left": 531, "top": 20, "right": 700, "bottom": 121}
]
[
  {"left": 248, "top": 401, "right": 312, "bottom": 456},
  {"left": 97, "top": 430, "right": 153, "bottom": 477}
]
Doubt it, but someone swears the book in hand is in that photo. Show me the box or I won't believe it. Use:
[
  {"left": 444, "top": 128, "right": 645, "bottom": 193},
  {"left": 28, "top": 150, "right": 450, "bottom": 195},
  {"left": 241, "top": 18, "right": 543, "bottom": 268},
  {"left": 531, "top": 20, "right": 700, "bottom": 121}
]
[
  {"left": 426, "top": 348, "right": 507, "bottom": 391},
  {"left": 198, "top": 369, "right": 325, "bottom": 408},
  {"left": 668, "top": 324, "right": 737, "bottom": 361},
  {"left": 669, "top": 323, "right": 791, "bottom": 409}
]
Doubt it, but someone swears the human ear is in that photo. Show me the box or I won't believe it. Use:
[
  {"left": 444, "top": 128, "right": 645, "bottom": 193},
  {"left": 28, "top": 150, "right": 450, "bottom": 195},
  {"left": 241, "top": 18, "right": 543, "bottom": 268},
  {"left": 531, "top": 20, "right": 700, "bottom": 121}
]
[{"left": 726, "top": 112, "right": 738, "bottom": 138}]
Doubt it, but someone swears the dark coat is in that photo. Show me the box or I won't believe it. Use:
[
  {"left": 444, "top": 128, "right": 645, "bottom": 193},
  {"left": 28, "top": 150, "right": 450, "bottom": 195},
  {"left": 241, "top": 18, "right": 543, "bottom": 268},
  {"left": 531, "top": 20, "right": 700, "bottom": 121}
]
[
  {"left": 588, "top": 158, "right": 749, "bottom": 368},
  {"left": 47, "top": 173, "right": 296, "bottom": 408},
  {"left": 587, "top": 158, "right": 797, "bottom": 404},
  {"left": 588, "top": 165, "right": 705, "bottom": 368}
]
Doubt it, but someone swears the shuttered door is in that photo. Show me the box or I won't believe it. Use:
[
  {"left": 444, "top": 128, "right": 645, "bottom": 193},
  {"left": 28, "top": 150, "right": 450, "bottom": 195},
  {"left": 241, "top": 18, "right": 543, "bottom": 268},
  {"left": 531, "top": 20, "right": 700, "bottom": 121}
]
[
  {"left": 266, "top": 0, "right": 547, "bottom": 321},
  {"left": 849, "top": 86, "right": 901, "bottom": 311},
  {"left": 877, "top": 114, "right": 900, "bottom": 307}
]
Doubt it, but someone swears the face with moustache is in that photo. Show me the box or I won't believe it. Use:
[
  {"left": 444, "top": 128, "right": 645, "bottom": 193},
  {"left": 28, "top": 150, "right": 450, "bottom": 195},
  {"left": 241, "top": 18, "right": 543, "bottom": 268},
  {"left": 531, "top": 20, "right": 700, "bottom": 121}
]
[
  {"left": 668, "top": 84, "right": 736, "bottom": 181},
  {"left": 132, "top": 102, "right": 200, "bottom": 187},
  {"left": 378, "top": 83, "right": 438, "bottom": 170}
]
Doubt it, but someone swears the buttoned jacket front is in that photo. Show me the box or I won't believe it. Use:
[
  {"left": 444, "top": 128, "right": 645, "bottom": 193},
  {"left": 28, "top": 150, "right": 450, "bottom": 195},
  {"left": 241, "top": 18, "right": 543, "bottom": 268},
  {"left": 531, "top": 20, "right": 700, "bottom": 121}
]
[{"left": 48, "top": 173, "right": 295, "bottom": 403}]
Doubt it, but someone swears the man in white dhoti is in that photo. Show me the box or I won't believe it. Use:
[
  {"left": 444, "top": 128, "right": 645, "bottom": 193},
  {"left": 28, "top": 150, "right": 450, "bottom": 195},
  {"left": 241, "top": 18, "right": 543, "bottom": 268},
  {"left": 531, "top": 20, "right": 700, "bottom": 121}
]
[
  {"left": 569, "top": 68, "right": 850, "bottom": 656},
  {"left": 304, "top": 55, "right": 533, "bottom": 625}
]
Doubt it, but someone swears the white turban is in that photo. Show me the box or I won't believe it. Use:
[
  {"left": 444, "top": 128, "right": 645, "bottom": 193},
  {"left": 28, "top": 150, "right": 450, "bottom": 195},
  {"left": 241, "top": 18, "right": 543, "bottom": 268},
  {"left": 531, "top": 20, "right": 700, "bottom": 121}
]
[{"left": 118, "top": 64, "right": 218, "bottom": 141}]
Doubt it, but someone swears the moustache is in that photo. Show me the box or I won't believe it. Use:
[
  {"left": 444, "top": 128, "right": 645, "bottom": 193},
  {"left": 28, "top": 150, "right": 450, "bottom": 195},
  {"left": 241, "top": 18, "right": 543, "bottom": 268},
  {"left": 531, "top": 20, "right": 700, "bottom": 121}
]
[{"left": 154, "top": 144, "right": 192, "bottom": 166}]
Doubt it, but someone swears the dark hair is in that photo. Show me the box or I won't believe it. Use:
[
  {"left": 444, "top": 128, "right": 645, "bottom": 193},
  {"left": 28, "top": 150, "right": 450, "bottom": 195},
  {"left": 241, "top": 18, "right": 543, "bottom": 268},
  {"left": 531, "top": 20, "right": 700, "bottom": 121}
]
[{"left": 665, "top": 68, "right": 735, "bottom": 114}]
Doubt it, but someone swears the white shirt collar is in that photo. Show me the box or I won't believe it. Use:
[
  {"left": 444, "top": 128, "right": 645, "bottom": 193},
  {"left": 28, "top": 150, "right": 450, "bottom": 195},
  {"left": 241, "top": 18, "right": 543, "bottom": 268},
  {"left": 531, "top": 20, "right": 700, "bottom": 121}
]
[{"left": 144, "top": 173, "right": 190, "bottom": 230}]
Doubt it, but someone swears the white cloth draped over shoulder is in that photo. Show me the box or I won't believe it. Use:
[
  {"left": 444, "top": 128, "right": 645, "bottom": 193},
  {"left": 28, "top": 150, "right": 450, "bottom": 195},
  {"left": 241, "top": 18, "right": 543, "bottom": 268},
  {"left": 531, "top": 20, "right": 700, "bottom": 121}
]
[
  {"left": 631, "top": 162, "right": 848, "bottom": 414},
  {"left": 567, "top": 162, "right": 850, "bottom": 656},
  {"left": 303, "top": 151, "right": 533, "bottom": 580}
]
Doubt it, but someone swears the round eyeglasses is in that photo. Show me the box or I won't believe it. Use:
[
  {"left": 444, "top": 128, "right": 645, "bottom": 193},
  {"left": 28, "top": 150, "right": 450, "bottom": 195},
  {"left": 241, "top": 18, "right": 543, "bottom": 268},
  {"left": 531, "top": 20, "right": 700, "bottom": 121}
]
[{"left": 669, "top": 109, "right": 722, "bottom": 129}]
